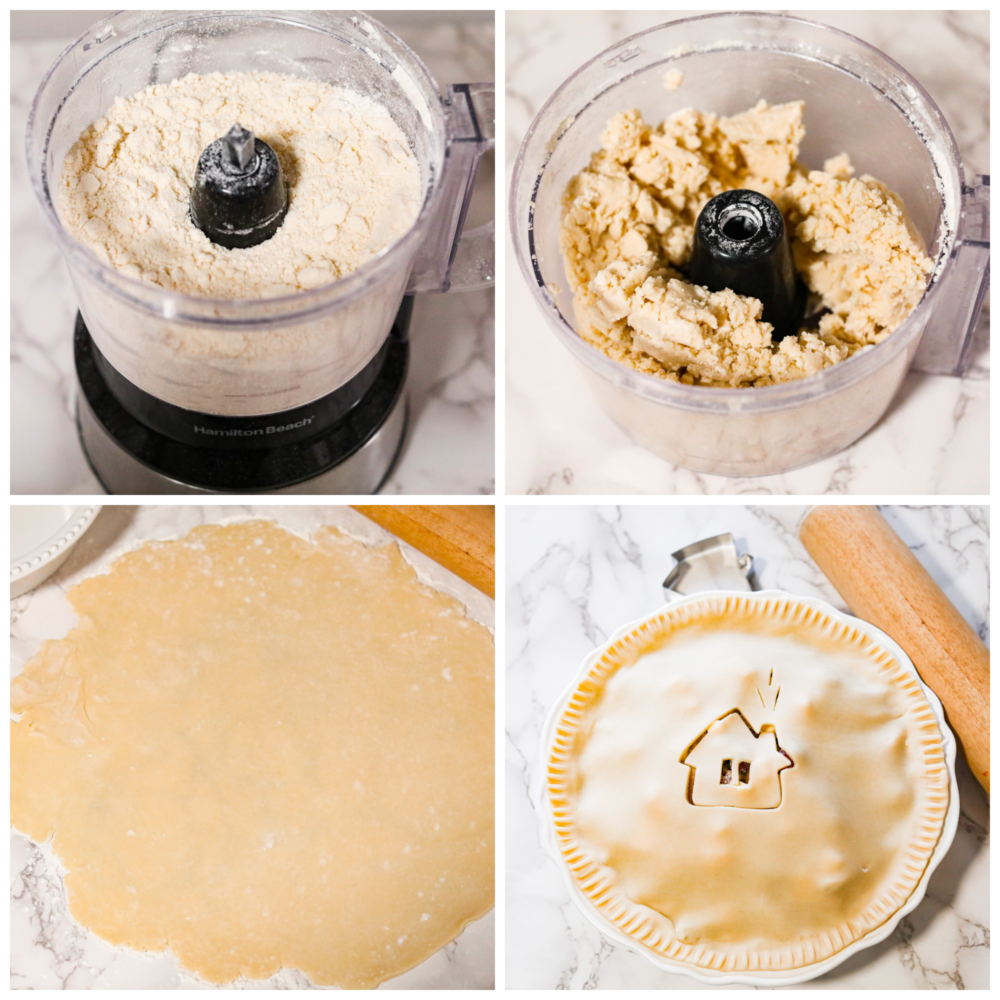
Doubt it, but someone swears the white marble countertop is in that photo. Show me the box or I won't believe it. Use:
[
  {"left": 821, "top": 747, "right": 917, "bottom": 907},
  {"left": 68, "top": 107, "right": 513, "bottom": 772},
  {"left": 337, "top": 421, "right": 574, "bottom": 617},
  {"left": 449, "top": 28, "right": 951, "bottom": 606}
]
[
  {"left": 11, "top": 12, "right": 495, "bottom": 496},
  {"left": 505, "top": 11, "right": 989, "bottom": 495},
  {"left": 506, "top": 504, "right": 989, "bottom": 988},
  {"left": 11, "top": 504, "right": 495, "bottom": 988}
]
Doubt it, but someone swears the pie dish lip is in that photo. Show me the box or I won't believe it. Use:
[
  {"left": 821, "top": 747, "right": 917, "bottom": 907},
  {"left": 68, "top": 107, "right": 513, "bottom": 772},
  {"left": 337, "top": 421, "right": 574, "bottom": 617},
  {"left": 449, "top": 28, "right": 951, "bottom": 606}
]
[
  {"left": 10, "top": 505, "right": 103, "bottom": 599},
  {"left": 534, "top": 589, "right": 959, "bottom": 986}
]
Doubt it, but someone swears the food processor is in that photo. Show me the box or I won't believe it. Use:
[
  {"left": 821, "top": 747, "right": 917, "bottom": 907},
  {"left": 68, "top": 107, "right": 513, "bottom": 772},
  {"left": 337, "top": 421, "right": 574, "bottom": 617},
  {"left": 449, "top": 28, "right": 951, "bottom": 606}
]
[
  {"left": 28, "top": 10, "right": 495, "bottom": 494},
  {"left": 510, "top": 13, "right": 989, "bottom": 477}
]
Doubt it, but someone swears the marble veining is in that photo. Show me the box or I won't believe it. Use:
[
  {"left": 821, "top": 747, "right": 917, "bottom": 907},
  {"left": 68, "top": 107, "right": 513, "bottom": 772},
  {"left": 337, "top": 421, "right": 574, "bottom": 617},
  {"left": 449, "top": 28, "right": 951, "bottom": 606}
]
[
  {"left": 11, "top": 505, "right": 495, "bottom": 989},
  {"left": 505, "top": 505, "right": 988, "bottom": 988},
  {"left": 12, "top": 14, "right": 495, "bottom": 496},
  {"left": 505, "top": 10, "right": 989, "bottom": 495}
]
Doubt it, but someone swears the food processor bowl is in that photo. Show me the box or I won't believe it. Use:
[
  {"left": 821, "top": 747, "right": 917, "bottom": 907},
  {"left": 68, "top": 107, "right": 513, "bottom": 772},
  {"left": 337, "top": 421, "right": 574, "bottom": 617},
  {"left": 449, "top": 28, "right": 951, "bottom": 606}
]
[
  {"left": 28, "top": 10, "right": 494, "bottom": 418},
  {"left": 511, "top": 13, "right": 989, "bottom": 477}
]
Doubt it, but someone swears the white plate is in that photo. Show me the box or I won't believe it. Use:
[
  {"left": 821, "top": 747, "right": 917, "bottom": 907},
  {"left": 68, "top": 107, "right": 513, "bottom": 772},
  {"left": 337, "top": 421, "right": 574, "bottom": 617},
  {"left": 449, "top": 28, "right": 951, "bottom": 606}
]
[
  {"left": 535, "top": 589, "right": 960, "bottom": 987},
  {"left": 10, "top": 505, "right": 103, "bottom": 598}
]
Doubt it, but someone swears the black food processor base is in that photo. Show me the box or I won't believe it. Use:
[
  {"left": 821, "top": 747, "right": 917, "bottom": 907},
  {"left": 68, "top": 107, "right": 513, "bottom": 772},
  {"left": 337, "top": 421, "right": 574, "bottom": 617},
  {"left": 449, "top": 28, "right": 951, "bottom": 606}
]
[{"left": 75, "top": 299, "right": 412, "bottom": 495}]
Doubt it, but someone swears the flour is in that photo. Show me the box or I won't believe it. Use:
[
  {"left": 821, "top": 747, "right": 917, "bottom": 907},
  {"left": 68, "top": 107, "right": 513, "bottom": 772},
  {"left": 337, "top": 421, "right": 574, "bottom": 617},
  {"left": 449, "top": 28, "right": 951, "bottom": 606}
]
[
  {"left": 59, "top": 71, "right": 421, "bottom": 299},
  {"left": 560, "top": 101, "right": 933, "bottom": 388}
]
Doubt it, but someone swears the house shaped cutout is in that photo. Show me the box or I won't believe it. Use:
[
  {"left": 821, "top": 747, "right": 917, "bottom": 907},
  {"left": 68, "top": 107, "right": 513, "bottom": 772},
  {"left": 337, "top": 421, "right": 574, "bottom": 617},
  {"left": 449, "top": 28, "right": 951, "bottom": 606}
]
[{"left": 680, "top": 708, "right": 793, "bottom": 809}]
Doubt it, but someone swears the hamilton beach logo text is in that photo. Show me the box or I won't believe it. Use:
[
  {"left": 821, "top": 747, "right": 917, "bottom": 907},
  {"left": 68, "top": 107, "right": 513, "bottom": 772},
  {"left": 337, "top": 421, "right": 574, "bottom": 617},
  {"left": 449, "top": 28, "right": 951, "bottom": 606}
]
[{"left": 192, "top": 416, "right": 316, "bottom": 437}]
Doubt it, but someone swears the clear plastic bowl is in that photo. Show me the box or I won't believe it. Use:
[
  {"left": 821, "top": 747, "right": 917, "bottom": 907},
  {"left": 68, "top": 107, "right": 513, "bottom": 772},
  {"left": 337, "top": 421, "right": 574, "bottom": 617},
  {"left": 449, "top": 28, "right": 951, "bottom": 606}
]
[
  {"left": 510, "top": 13, "right": 988, "bottom": 476},
  {"left": 29, "top": 10, "right": 494, "bottom": 417}
]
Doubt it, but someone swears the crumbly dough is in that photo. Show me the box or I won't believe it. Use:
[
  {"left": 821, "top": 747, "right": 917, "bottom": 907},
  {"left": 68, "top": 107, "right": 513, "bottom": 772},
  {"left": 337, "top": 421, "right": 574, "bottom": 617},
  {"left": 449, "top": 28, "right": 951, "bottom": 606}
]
[
  {"left": 662, "top": 69, "right": 684, "bottom": 92},
  {"left": 58, "top": 71, "right": 420, "bottom": 298},
  {"left": 547, "top": 597, "right": 948, "bottom": 972},
  {"left": 10, "top": 522, "right": 494, "bottom": 988},
  {"left": 560, "top": 101, "right": 933, "bottom": 387}
]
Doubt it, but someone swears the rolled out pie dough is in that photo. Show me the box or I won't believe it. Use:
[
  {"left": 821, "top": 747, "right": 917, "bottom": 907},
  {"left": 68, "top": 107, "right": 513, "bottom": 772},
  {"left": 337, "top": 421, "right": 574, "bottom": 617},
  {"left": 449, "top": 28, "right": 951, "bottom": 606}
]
[{"left": 11, "top": 521, "right": 495, "bottom": 988}]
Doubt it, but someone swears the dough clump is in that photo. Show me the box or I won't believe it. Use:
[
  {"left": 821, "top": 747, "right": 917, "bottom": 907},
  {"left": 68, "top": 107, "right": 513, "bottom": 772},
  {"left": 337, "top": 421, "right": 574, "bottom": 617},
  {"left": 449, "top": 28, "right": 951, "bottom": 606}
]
[{"left": 560, "top": 101, "right": 932, "bottom": 387}]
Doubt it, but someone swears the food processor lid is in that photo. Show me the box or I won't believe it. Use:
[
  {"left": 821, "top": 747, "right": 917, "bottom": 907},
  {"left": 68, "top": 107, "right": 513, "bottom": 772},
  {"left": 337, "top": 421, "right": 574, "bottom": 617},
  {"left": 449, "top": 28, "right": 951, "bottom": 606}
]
[{"left": 511, "top": 11, "right": 978, "bottom": 404}]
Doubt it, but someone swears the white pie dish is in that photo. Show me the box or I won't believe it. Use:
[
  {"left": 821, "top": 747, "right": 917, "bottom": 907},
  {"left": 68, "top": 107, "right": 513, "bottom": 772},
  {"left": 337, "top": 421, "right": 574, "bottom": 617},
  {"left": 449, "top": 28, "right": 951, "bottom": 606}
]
[
  {"left": 535, "top": 589, "right": 959, "bottom": 986},
  {"left": 10, "top": 505, "right": 103, "bottom": 598}
]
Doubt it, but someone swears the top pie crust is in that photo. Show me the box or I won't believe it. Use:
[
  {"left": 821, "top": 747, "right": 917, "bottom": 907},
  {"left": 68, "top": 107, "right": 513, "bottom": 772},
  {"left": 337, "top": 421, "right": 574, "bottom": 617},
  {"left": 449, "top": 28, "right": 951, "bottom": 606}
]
[{"left": 546, "top": 595, "right": 949, "bottom": 973}]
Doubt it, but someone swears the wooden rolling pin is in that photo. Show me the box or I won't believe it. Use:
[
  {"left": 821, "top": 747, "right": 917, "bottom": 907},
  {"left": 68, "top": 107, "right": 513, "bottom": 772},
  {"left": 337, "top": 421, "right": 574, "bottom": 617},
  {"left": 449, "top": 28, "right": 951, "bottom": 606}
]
[
  {"left": 800, "top": 505, "right": 989, "bottom": 794},
  {"left": 351, "top": 505, "right": 495, "bottom": 598}
]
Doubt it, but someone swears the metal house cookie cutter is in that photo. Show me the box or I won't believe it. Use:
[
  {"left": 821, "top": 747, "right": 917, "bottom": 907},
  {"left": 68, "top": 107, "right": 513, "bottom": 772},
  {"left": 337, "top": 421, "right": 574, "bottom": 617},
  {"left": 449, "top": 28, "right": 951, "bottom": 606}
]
[{"left": 662, "top": 532, "right": 754, "bottom": 597}]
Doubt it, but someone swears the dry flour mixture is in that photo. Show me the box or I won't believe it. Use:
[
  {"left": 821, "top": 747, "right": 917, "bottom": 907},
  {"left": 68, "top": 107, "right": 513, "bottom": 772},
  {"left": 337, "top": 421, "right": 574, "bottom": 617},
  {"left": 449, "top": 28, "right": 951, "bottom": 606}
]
[
  {"left": 59, "top": 71, "right": 421, "bottom": 299},
  {"left": 560, "top": 100, "right": 933, "bottom": 388}
]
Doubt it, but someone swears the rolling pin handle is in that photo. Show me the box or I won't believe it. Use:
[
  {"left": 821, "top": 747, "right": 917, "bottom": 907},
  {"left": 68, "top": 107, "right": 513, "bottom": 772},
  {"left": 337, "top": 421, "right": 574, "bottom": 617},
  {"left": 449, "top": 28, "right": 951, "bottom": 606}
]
[{"left": 800, "top": 505, "right": 989, "bottom": 795}]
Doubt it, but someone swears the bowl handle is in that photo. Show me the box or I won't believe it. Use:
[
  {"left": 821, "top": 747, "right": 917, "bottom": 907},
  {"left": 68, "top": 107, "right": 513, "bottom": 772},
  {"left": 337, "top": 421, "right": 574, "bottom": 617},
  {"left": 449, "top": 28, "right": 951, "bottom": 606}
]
[
  {"left": 407, "top": 83, "right": 495, "bottom": 293},
  {"left": 911, "top": 174, "right": 990, "bottom": 375}
]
